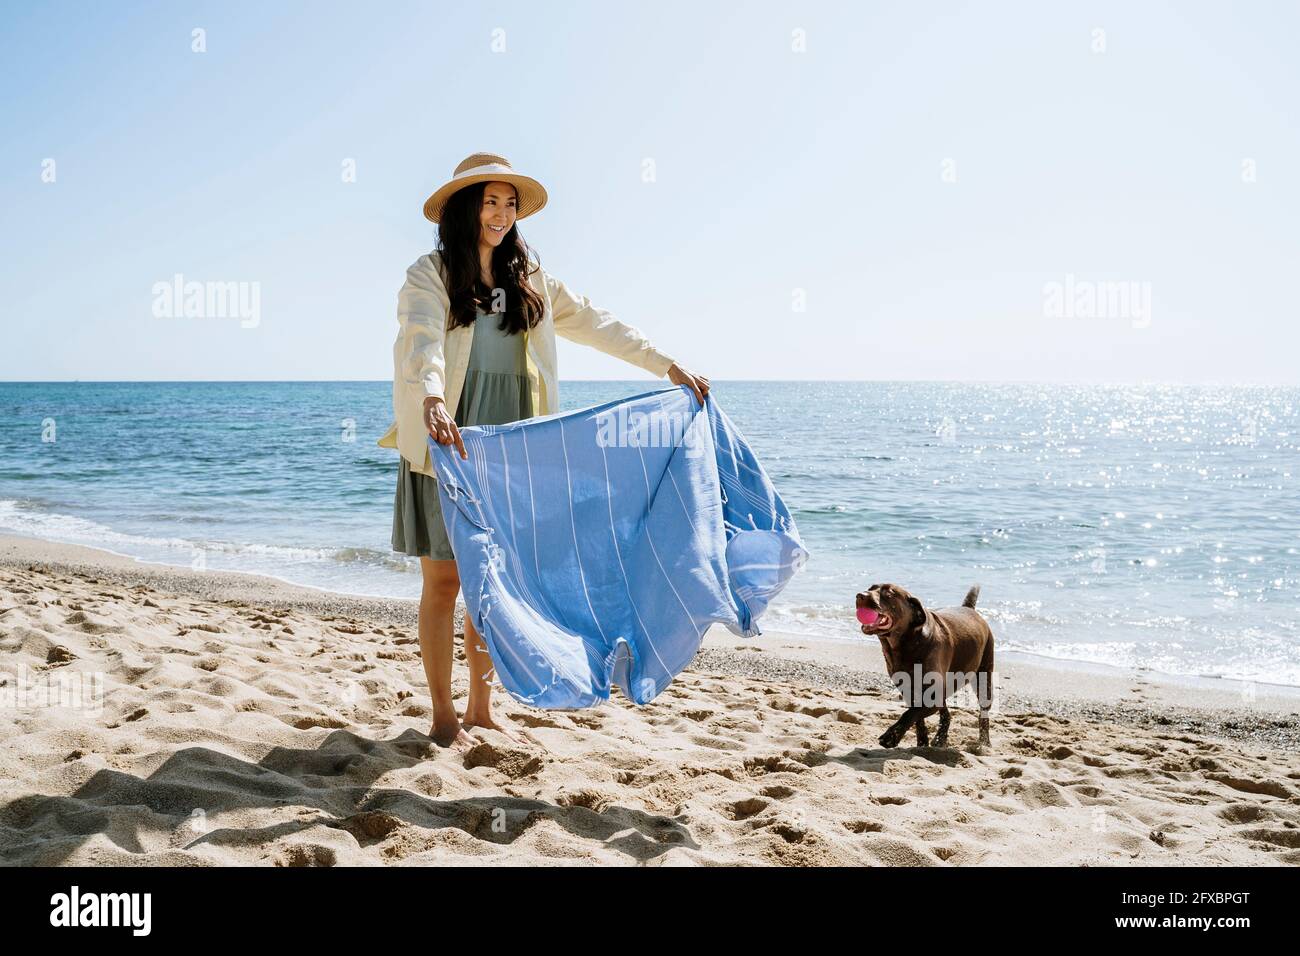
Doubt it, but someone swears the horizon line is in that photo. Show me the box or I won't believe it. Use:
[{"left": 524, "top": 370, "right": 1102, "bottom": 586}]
[{"left": 0, "top": 378, "right": 1296, "bottom": 388}]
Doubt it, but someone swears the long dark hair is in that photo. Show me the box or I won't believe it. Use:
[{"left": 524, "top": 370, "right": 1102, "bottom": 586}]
[{"left": 435, "top": 181, "right": 546, "bottom": 334}]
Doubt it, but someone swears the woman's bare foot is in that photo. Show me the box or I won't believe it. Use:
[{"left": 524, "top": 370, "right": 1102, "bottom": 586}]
[
  {"left": 462, "top": 712, "right": 533, "bottom": 747},
  {"left": 429, "top": 717, "right": 475, "bottom": 752}
]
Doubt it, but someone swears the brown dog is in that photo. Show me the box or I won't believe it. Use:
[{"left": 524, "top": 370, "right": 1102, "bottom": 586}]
[{"left": 855, "top": 583, "right": 994, "bottom": 749}]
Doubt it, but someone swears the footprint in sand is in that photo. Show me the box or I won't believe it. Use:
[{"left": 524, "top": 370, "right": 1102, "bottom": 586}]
[
  {"left": 291, "top": 715, "right": 350, "bottom": 730},
  {"left": 274, "top": 844, "right": 337, "bottom": 867},
  {"left": 725, "top": 796, "right": 769, "bottom": 820},
  {"left": 1236, "top": 827, "right": 1300, "bottom": 849},
  {"left": 462, "top": 741, "right": 543, "bottom": 779},
  {"left": 332, "top": 810, "right": 404, "bottom": 843},
  {"left": 743, "top": 755, "right": 807, "bottom": 776},
  {"left": 46, "top": 645, "right": 76, "bottom": 665},
  {"left": 1205, "top": 772, "right": 1292, "bottom": 799},
  {"left": 63, "top": 611, "right": 115, "bottom": 634},
  {"left": 844, "top": 819, "right": 884, "bottom": 833},
  {"left": 1216, "top": 804, "right": 1274, "bottom": 824}
]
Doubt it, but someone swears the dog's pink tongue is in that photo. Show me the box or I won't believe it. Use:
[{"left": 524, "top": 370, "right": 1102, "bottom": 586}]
[{"left": 857, "top": 607, "right": 880, "bottom": 626}]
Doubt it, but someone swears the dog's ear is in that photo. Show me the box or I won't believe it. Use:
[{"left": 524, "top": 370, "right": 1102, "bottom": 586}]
[{"left": 906, "top": 595, "right": 932, "bottom": 640}]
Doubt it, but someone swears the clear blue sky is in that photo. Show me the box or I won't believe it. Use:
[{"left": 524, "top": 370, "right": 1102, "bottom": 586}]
[{"left": 2, "top": 0, "right": 1297, "bottom": 384}]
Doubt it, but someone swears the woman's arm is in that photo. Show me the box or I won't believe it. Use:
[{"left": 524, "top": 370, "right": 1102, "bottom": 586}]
[
  {"left": 398, "top": 256, "right": 466, "bottom": 457},
  {"left": 546, "top": 271, "right": 710, "bottom": 405}
]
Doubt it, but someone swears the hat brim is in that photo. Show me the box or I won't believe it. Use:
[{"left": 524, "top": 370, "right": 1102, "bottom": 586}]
[{"left": 423, "top": 173, "right": 548, "bottom": 224}]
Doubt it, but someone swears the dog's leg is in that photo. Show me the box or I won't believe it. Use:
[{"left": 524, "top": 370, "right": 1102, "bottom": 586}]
[
  {"left": 880, "top": 707, "right": 940, "bottom": 749},
  {"left": 933, "top": 707, "right": 951, "bottom": 748},
  {"left": 914, "top": 654, "right": 944, "bottom": 747},
  {"left": 913, "top": 705, "right": 939, "bottom": 746},
  {"left": 976, "top": 638, "right": 994, "bottom": 747},
  {"left": 878, "top": 708, "right": 920, "bottom": 749}
]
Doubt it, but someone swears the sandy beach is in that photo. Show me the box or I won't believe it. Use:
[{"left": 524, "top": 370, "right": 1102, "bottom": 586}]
[{"left": 2, "top": 533, "right": 1298, "bottom": 867}]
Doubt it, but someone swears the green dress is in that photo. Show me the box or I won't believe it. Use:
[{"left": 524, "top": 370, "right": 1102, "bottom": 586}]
[{"left": 391, "top": 308, "right": 533, "bottom": 560}]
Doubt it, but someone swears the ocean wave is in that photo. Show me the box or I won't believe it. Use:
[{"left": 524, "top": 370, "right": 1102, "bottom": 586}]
[
  {"left": 760, "top": 596, "right": 1300, "bottom": 686},
  {"left": 0, "top": 498, "right": 416, "bottom": 573},
  {"left": 997, "top": 636, "right": 1300, "bottom": 687}
]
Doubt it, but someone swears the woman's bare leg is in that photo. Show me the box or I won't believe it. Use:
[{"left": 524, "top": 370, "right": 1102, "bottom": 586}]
[
  {"left": 460, "top": 614, "right": 526, "bottom": 742},
  {"left": 417, "top": 557, "right": 474, "bottom": 750}
]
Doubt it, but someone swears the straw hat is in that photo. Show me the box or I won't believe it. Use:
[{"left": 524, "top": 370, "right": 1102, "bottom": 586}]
[{"left": 423, "top": 152, "right": 548, "bottom": 224}]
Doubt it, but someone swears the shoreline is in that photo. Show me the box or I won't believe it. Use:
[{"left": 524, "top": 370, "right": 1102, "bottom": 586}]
[
  {"left": 3, "top": 531, "right": 1296, "bottom": 702},
  {"left": 3, "top": 531, "right": 1299, "bottom": 865},
  {"left": 3, "top": 531, "right": 1298, "bottom": 754}
]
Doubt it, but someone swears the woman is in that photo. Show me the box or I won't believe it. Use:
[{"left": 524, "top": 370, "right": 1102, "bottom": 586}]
[{"left": 379, "top": 152, "right": 710, "bottom": 750}]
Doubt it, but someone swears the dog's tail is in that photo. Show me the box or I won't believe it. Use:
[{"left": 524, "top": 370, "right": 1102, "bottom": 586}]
[{"left": 963, "top": 584, "right": 981, "bottom": 608}]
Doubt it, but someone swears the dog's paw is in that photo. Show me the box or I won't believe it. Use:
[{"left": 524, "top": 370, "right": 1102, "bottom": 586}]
[
  {"left": 931, "top": 735, "right": 949, "bottom": 749},
  {"left": 878, "top": 732, "right": 901, "bottom": 749}
]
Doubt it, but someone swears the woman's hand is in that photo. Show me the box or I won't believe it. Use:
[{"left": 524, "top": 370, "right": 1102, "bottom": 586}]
[
  {"left": 667, "top": 363, "right": 710, "bottom": 408},
  {"left": 423, "top": 396, "right": 468, "bottom": 459}
]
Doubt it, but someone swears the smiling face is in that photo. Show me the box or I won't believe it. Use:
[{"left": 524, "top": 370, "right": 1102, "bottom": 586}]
[
  {"left": 478, "top": 181, "right": 518, "bottom": 250},
  {"left": 855, "top": 583, "right": 924, "bottom": 638}
]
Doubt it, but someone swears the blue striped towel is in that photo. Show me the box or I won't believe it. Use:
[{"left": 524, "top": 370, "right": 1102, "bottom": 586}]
[{"left": 430, "top": 384, "right": 809, "bottom": 709}]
